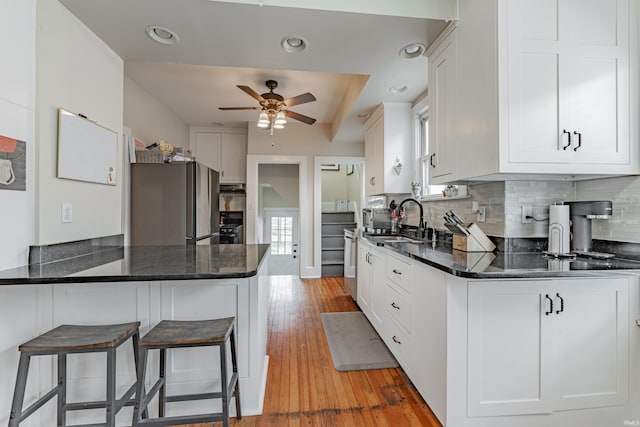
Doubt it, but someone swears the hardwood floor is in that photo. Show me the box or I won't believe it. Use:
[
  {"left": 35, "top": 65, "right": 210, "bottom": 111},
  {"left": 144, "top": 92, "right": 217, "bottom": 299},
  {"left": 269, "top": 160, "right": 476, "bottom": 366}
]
[{"left": 194, "top": 275, "right": 441, "bottom": 427}]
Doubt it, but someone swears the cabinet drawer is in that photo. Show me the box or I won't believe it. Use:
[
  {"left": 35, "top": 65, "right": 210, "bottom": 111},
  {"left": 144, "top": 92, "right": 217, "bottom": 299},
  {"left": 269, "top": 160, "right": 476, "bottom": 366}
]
[
  {"left": 386, "top": 282, "right": 412, "bottom": 333},
  {"left": 383, "top": 317, "right": 409, "bottom": 367},
  {"left": 387, "top": 254, "right": 412, "bottom": 292}
]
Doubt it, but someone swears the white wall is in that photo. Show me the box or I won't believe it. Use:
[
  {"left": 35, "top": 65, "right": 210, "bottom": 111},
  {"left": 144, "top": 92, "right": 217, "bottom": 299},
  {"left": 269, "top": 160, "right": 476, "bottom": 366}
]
[
  {"left": 0, "top": 0, "right": 36, "bottom": 269},
  {"left": 259, "top": 164, "right": 299, "bottom": 208},
  {"left": 321, "top": 167, "right": 348, "bottom": 204},
  {"left": 35, "top": 0, "right": 124, "bottom": 245},
  {"left": 123, "top": 76, "right": 189, "bottom": 148}
]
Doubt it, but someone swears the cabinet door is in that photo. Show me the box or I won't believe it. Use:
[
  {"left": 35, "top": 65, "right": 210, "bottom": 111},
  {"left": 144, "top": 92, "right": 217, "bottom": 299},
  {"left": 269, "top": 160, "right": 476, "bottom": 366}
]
[
  {"left": 356, "top": 243, "right": 372, "bottom": 314},
  {"left": 368, "top": 247, "right": 386, "bottom": 331},
  {"left": 552, "top": 278, "right": 628, "bottom": 410},
  {"left": 220, "top": 133, "right": 247, "bottom": 183},
  {"left": 562, "top": 0, "right": 629, "bottom": 165},
  {"left": 428, "top": 30, "right": 456, "bottom": 180},
  {"left": 364, "top": 115, "right": 383, "bottom": 195},
  {"left": 507, "top": 0, "right": 630, "bottom": 166},
  {"left": 506, "top": 0, "right": 569, "bottom": 165},
  {"left": 193, "top": 132, "right": 221, "bottom": 171},
  {"left": 468, "top": 281, "right": 554, "bottom": 416}
]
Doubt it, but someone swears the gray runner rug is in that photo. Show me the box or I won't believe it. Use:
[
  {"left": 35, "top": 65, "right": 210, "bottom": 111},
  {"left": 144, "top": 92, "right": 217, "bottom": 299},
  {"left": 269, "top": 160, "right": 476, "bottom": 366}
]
[{"left": 321, "top": 311, "right": 399, "bottom": 371}]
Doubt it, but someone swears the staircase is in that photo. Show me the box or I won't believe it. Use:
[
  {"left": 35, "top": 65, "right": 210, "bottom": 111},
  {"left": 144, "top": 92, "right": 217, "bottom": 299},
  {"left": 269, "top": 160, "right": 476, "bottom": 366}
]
[{"left": 321, "top": 211, "right": 356, "bottom": 277}]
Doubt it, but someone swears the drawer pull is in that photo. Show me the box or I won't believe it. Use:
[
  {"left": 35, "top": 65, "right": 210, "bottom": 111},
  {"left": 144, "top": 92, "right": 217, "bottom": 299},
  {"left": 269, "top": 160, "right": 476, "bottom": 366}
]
[
  {"left": 391, "top": 302, "right": 400, "bottom": 310},
  {"left": 392, "top": 335, "right": 402, "bottom": 345},
  {"left": 392, "top": 269, "right": 402, "bottom": 275}
]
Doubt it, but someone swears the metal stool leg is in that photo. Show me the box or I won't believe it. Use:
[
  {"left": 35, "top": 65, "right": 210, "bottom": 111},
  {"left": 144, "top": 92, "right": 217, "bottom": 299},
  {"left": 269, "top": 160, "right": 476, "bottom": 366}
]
[
  {"left": 132, "top": 345, "right": 148, "bottom": 427},
  {"left": 106, "top": 347, "right": 117, "bottom": 426},
  {"left": 159, "top": 348, "right": 166, "bottom": 418},
  {"left": 230, "top": 328, "right": 241, "bottom": 420},
  {"left": 57, "top": 353, "right": 67, "bottom": 426},
  {"left": 8, "top": 353, "right": 31, "bottom": 427},
  {"left": 131, "top": 330, "right": 148, "bottom": 419},
  {"left": 220, "top": 342, "right": 229, "bottom": 427}
]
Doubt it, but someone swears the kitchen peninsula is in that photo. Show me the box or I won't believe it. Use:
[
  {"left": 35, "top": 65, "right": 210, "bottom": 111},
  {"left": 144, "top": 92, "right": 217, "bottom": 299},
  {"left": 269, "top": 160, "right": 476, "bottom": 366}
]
[{"left": 0, "top": 240, "right": 270, "bottom": 426}]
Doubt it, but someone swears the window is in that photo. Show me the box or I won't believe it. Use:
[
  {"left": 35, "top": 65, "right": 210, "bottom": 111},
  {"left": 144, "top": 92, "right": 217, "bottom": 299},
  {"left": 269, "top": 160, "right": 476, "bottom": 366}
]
[{"left": 270, "top": 216, "right": 293, "bottom": 255}]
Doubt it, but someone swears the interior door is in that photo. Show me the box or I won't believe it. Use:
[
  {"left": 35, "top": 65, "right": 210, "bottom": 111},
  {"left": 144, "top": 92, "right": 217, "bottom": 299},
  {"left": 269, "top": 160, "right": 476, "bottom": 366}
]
[{"left": 264, "top": 209, "right": 299, "bottom": 275}]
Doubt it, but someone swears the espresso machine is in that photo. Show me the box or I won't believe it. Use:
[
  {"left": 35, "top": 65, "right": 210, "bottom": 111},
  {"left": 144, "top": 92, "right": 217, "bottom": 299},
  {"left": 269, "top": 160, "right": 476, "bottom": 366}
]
[{"left": 565, "top": 201, "right": 613, "bottom": 258}]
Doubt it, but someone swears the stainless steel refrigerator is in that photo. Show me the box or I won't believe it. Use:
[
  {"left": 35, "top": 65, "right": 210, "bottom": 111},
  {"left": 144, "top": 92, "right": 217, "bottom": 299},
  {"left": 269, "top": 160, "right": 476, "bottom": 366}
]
[{"left": 130, "top": 162, "right": 220, "bottom": 245}]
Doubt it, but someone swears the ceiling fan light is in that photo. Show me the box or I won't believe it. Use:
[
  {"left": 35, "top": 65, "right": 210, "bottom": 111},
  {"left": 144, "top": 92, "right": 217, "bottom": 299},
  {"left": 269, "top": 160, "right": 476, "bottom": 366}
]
[
  {"left": 257, "top": 110, "right": 270, "bottom": 128},
  {"left": 274, "top": 111, "right": 287, "bottom": 126}
]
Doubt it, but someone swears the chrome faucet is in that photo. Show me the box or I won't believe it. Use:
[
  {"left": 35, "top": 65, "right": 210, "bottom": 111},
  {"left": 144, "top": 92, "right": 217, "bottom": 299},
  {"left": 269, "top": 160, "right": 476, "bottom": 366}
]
[{"left": 398, "top": 198, "right": 426, "bottom": 238}]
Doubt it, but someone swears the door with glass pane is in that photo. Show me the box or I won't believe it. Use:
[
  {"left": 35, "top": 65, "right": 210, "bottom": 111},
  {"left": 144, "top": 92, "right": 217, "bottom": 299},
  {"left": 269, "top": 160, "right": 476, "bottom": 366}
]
[{"left": 264, "top": 209, "right": 299, "bottom": 275}]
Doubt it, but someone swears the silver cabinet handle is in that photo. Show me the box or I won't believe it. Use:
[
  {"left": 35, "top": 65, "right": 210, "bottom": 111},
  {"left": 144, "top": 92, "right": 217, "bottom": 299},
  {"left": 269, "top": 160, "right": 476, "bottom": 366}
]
[
  {"left": 392, "top": 269, "right": 402, "bottom": 275},
  {"left": 392, "top": 336, "right": 401, "bottom": 344},
  {"left": 391, "top": 302, "right": 400, "bottom": 310}
]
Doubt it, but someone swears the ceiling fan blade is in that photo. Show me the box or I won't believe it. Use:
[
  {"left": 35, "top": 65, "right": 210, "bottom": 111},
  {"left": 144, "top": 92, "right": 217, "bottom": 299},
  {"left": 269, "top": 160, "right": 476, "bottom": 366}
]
[
  {"left": 284, "top": 109, "right": 316, "bottom": 125},
  {"left": 284, "top": 92, "right": 316, "bottom": 107},
  {"left": 218, "top": 107, "right": 262, "bottom": 110},
  {"left": 237, "top": 85, "right": 265, "bottom": 102}
]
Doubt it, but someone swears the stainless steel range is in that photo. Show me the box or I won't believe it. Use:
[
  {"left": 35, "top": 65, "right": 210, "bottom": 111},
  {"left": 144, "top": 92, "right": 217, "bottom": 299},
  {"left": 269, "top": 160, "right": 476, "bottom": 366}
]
[{"left": 219, "top": 210, "right": 244, "bottom": 244}]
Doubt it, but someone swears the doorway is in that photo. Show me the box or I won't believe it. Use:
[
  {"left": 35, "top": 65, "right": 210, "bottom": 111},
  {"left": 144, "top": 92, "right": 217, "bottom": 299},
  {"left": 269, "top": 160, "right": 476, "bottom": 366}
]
[{"left": 264, "top": 208, "right": 299, "bottom": 275}]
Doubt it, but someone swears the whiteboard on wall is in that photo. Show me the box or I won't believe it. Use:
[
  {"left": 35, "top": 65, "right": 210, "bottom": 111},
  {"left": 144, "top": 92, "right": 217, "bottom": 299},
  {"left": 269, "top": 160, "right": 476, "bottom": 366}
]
[{"left": 57, "top": 108, "right": 118, "bottom": 185}]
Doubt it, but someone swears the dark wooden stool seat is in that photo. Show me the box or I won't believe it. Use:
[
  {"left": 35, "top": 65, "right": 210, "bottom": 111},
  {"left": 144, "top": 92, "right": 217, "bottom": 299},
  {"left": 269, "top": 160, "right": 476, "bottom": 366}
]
[
  {"left": 132, "top": 317, "right": 241, "bottom": 427},
  {"left": 8, "top": 322, "right": 144, "bottom": 427}
]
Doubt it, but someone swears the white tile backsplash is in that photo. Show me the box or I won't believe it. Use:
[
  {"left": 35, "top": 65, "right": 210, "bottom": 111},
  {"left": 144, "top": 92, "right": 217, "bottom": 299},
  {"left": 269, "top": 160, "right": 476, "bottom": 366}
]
[{"left": 576, "top": 175, "right": 640, "bottom": 243}]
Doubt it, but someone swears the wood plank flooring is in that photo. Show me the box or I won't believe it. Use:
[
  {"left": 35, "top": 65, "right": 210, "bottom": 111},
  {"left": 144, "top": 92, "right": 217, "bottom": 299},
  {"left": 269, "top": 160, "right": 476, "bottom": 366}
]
[{"left": 189, "top": 275, "right": 441, "bottom": 427}]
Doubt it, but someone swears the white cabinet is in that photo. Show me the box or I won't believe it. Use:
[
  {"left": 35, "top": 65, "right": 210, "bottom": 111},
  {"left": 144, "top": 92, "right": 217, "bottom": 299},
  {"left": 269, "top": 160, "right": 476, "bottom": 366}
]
[
  {"left": 356, "top": 239, "right": 385, "bottom": 331},
  {"left": 427, "top": 24, "right": 457, "bottom": 182},
  {"left": 467, "top": 278, "right": 629, "bottom": 417},
  {"left": 363, "top": 103, "right": 412, "bottom": 195},
  {"left": 190, "top": 128, "right": 247, "bottom": 183},
  {"left": 443, "top": 0, "right": 638, "bottom": 181},
  {"left": 506, "top": 0, "right": 630, "bottom": 167}
]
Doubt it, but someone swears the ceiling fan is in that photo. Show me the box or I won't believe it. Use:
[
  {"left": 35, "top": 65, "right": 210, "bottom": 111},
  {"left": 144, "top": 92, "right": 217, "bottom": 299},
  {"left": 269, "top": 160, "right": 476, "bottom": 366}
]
[{"left": 219, "top": 80, "right": 317, "bottom": 132}]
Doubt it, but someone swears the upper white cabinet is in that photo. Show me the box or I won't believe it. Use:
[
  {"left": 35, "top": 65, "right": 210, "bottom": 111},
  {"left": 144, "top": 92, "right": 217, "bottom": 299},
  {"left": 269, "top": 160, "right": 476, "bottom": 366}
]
[
  {"left": 434, "top": 0, "right": 638, "bottom": 182},
  {"left": 427, "top": 24, "right": 458, "bottom": 181},
  {"left": 190, "top": 128, "right": 247, "bottom": 183},
  {"left": 506, "top": 0, "right": 630, "bottom": 166},
  {"left": 467, "top": 278, "right": 629, "bottom": 417},
  {"left": 363, "top": 103, "right": 412, "bottom": 195}
]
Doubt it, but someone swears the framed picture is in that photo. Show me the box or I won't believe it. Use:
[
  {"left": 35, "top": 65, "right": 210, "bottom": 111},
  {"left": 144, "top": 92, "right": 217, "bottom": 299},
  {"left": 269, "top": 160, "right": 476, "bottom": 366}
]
[
  {"left": 346, "top": 164, "right": 354, "bottom": 175},
  {"left": 321, "top": 163, "right": 340, "bottom": 171}
]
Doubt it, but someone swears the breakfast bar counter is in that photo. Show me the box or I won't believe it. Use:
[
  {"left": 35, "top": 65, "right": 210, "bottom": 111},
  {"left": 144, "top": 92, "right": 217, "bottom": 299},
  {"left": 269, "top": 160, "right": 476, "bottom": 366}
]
[{"left": 0, "top": 243, "right": 270, "bottom": 426}]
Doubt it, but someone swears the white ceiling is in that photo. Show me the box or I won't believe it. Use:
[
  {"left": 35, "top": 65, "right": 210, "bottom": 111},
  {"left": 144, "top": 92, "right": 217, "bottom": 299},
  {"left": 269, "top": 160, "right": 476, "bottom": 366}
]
[{"left": 58, "top": 0, "right": 448, "bottom": 144}]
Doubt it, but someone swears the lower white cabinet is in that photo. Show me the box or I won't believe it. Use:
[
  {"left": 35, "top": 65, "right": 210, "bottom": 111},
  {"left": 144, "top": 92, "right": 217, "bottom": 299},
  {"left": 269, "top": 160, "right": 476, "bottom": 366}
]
[
  {"left": 357, "top": 239, "right": 638, "bottom": 427},
  {"left": 467, "top": 278, "right": 629, "bottom": 417},
  {"left": 356, "top": 239, "right": 385, "bottom": 330}
]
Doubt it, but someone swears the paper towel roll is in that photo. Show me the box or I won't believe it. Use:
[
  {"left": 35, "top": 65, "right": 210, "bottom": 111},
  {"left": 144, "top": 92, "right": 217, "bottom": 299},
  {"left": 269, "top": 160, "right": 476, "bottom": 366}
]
[{"left": 548, "top": 205, "right": 570, "bottom": 255}]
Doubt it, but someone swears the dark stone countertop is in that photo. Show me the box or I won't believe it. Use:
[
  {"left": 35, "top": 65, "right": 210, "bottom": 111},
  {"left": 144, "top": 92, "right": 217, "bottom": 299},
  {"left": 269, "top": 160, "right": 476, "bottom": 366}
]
[
  {"left": 0, "top": 244, "right": 270, "bottom": 285},
  {"left": 360, "top": 233, "right": 640, "bottom": 279}
]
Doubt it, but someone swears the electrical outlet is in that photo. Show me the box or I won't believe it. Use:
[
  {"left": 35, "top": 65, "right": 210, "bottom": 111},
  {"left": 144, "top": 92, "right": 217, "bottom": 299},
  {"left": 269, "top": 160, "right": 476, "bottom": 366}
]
[
  {"left": 522, "top": 205, "right": 533, "bottom": 224},
  {"left": 62, "top": 203, "right": 73, "bottom": 223},
  {"left": 477, "top": 207, "right": 486, "bottom": 223}
]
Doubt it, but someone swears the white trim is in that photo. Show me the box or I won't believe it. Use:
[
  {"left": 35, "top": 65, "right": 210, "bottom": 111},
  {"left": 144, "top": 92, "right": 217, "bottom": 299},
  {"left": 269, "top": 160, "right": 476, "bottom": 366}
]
[
  {"left": 246, "top": 155, "right": 311, "bottom": 277},
  {"left": 313, "top": 156, "right": 365, "bottom": 278}
]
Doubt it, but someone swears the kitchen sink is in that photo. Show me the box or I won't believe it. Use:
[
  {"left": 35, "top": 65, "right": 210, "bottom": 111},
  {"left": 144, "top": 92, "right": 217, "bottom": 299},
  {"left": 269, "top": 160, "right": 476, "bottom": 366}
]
[{"left": 372, "top": 235, "right": 424, "bottom": 245}]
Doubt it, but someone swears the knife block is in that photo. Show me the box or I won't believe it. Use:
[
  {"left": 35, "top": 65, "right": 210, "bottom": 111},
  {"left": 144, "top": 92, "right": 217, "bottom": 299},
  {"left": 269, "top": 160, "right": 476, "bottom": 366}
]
[{"left": 452, "top": 223, "right": 496, "bottom": 252}]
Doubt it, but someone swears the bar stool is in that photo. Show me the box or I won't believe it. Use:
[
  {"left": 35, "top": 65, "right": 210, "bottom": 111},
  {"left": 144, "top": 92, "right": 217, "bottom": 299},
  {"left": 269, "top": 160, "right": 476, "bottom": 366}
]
[
  {"left": 8, "top": 322, "right": 143, "bottom": 427},
  {"left": 132, "top": 317, "right": 241, "bottom": 427}
]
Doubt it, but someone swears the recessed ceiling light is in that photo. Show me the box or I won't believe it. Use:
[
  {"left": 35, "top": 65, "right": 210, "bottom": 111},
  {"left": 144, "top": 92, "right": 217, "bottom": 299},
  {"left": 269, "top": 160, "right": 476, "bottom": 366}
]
[
  {"left": 281, "top": 36, "right": 308, "bottom": 53},
  {"left": 399, "top": 43, "right": 426, "bottom": 59},
  {"left": 389, "top": 84, "right": 408, "bottom": 94},
  {"left": 145, "top": 25, "right": 179, "bottom": 45}
]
